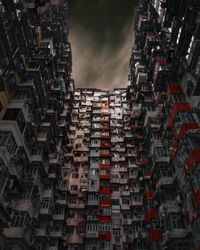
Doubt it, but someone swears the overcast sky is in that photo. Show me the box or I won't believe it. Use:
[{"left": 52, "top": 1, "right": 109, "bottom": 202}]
[{"left": 69, "top": 0, "right": 138, "bottom": 91}]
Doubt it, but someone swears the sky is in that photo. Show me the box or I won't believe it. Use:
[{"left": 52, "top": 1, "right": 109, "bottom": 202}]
[{"left": 69, "top": 0, "right": 138, "bottom": 91}]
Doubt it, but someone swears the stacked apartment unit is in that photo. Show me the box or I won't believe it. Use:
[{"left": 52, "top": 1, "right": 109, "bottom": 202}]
[
  {"left": 0, "top": 0, "right": 74, "bottom": 249},
  {"left": 66, "top": 88, "right": 136, "bottom": 250},
  {"left": 127, "top": 0, "right": 200, "bottom": 249}
]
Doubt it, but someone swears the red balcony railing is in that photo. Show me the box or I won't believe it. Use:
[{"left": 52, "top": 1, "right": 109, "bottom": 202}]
[
  {"left": 195, "top": 189, "right": 200, "bottom": 208},
  {"left": 99, "top": 187, "right": 111, "bottom": 194},
  {"left": 145, "top": 191, "right": 153, "bottom": 200},
  {"left": 167, "top": 102, "right": 192, "bottom": 127},
  {"left": 148, "top": 229, "right": 162, "bottom": 241},
  {"left": 137, "top": 146, "right": 144, "bottom": 153},
  {"left": 100, "top": 163, "right": 110, "bottom": 170},
  {"left": 136, "top": 159, "right": 149, "bottom": 166},
  {"left": 101, "top": 134, "right": 110, "bottom": 139},
  {"left": 98, "top": 231, "right": 111, "bottom": 241},
  {"left": 166, "top": 85, "right": 183, "bottom": 97},
  {"left": 99, "top": 216, "right": 111, "bottom": 223},
  {"left": 100, "top": 126, "right": 110, "bottom": 130},
  {"left": 175, "top": 123, "right": 199, "bottom": 140},
  {"left": 99, "top": 200, "right": 111, "bottom": 208},
  {"left": 100, "top": 153, "right": 110, "bottom": 157},
  {"left": 185, "top": 149, "right": 200, "bottom": 173},
  {"left": 100, "top": 143, "right": 110, "bottom": 148},
  {"left": 145, "top": 209, "right": 158, "bottom": 222},
  {"left": 100, "top": 175, "right": 110, "bottom": 181}
]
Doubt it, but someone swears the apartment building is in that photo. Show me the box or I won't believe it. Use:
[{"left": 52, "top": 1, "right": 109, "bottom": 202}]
[
  {"left": 127, "top": 0, "right": 200, "bottom": 249},
  {"left": 1, "top": 0, "right": 200, "bottom": 250},
  {"left": 0, "top": 0, "right": 74, "bottom": 249}
]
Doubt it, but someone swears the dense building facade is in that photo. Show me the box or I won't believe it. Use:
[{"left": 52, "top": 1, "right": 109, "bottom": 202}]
[
  {"left": 127, "top": 0, "right": 200, "bottom": 249},
  {"left": 0, "top": 0, "right": 74, "bottom": 249},
  {"left": 1, "top": 0, "right": 200, "bottom": 250}
]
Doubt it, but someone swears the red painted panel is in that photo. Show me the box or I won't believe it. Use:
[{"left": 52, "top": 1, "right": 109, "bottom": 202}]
[
  {"left": 99, "top": 187, "right": 111, "bottom": 194},
  {"left": 146, "top": 191, "right": 153, "bottom": 200},
  {"left": 149, "top": 230, "right": 162, "bottom": 241},
  {"left": 185, "top": 149, "right": 200, "bottom": 173},
  {"left": 195, "top": 189, "right": 200, "bottom": 207},
  {"left": 100, "top": 163, "right": 110, "bottom": 169},
  {"left": 167, "top": 102, "right": 192, "bottom": 127},
  {"left": 105, "top": 231, "right": 111, "bottom": 241},
  {"left": 99, "top": 216, "right": 111, "bottom": 223},
  {"left": 100, "top": 175, "right": 110, "bottom": 180},
  {"left": 167, "top": 86, "right": 183, "bottom": 96},
  {"left": 177, "top": 123, "right": 199, "bottom": 140},
  {"left": 146, "top": 209, "right": 158, "bottom": 222}
]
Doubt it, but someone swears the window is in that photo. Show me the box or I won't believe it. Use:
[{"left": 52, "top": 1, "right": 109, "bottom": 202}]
[
  {"left": 21, "top": 188, "right": 31, "bottom": 199},
  {"left": 170, "top": 213, "right": 185, "bottom": 229},
  {"left": 0, "top": 132, "right": 17, "bottom": 154},
  {"left": 186, "top": 80, "right": 194, "bottom": 97},
  {"left": 41, "top": 198, "right": 50, "bottom": 208},
  {"left": 12, "top": 211, "right": 26, "bottom": 227}
]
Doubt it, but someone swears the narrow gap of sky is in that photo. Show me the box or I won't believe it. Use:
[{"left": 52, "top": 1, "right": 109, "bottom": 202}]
[{"left": 69, "top": 0, "right": 139, "bottom": 91}]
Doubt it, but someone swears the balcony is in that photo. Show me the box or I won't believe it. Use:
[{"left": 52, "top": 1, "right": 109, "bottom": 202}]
[
  {"left": 101, "top": 133, "right": 110, "bottom": 139},
  {"left": 131, "top": 199, "right": 143, "bottom": 207},
  {"left": 100, "top": 152, "right": 110, "bottom": 157},
  {"left": 122, "top": 218, "right": 132, "bottom": 225},
  {"left": 3, "top": 227, "right": 32, "bottom": 245},
  {"left": 36, "top": 228, "right": 48, "bottom": 238},
  {"left": 39, "top": 207, "right": 52, "bottom": 216},
  {"left": 159, "top": 200, "right": 182, "bottom": 214},
  {"left": 74, "top": 156, "right": 89, "bottom": 163},
  {"left": 67, "top": 233, "right": 83, "bottom": 244},
  {"left": 49, "top": 153, "right": 60, "bottom": 165},
  {"left": 86, "top": 231, "right": 98, "bottom": 238},
  {"left": 156, "top": 176, "right": 175, "bottom": 189},
  {"left": 100, "top": 163, "right": 110, "bottom": 170},
  {"left": 167, "top": 102, "right": 192, "bottom": 127},
  {"left": 67, "top": 217, "right": 84, "bottom": 226},
  {"left": 145, "top": 209, "right": 158, "bottom": 222},
  {"left": 90, "top": 162, "right": 99, "bottom": 169},
  {"left": 98, "top": 231, "right": 111, "bottom": 241},
  {"left": 99, "top": 216, "right": 111, "bottom": 223},
  {"left": 148, "top": 229, "right": 162, "bottom": 242},
  {"left": 99, "top": 175, "right": 110, "bottom": 181},
  {"left": 37, "top": 129, "right": 49, "bottom": 144},
  {"left": 53, "top": 213, "right": 65, "bottom": 221},
  {"left": 121, "top": 204, "right": 130, "bottom": 210},
  {"left": 15, "top": 198, "right": 37, "bottom": 219},
  {"left": 99, "top": 199, "right": 111, "bottom": 208},
  {"left": 89, "top": 179, "right": 99, "bottom": 192},
  {"left": 50, "top": 230, "right": 62, "bottom": 238},
  {"left": 185, "top": 149, "right": 200, "bottom": 174},
  {"left": 56, "top": 199, "right": 67, "bottom": 206},
  {"left": 99, "top": 187, "right": 111, "bottom": 194},
  {"left": 88, "top": 198, "right": 98, "bottom": 206},
  {"left": 163, "top": 228, "right": 191, "bottom": 241}
]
